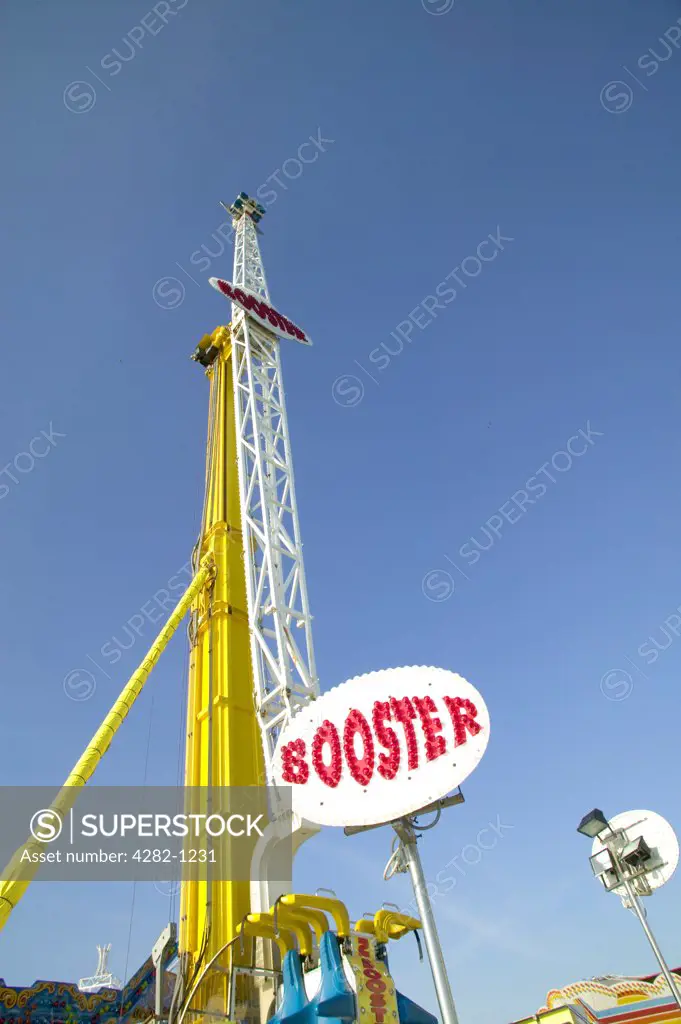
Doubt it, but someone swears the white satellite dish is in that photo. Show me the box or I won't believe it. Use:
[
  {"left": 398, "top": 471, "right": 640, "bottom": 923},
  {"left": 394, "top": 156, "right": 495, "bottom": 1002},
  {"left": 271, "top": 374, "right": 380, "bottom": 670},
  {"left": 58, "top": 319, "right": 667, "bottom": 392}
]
[{"left": 591, "top": 809, "right": 679, "bottom": 896}]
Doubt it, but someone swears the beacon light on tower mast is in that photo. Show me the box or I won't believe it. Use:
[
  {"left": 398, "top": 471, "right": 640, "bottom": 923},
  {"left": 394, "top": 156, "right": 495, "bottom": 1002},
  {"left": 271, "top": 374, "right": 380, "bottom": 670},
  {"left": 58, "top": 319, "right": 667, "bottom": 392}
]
[{"left": 222, "top": 191, "right": 266, "bottom": 223}]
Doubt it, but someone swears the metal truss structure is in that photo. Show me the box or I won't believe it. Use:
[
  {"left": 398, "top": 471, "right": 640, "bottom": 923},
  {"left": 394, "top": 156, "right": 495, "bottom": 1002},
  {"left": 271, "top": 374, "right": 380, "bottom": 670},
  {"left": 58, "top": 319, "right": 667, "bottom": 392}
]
[
  {"left": 78, "top": 944, "right": 122, "bottom": 993},
  {"left": 226, "top": 195, "right": 319, "bottom": 779}
]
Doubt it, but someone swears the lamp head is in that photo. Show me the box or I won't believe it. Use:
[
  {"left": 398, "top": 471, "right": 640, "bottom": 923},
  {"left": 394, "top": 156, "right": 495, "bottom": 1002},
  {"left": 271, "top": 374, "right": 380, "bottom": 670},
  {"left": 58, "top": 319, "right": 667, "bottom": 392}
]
[
  {"left": 577, "top": 808, "right": 610, "bottom": 838},
  {"left": 621, "top": 835, "right": 652, "bottom": 870}
]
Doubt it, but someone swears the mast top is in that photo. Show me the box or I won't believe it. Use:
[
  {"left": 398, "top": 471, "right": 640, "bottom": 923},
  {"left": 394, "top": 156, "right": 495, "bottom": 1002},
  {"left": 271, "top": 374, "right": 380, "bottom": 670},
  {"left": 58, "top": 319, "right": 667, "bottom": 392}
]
[{"left": 220, "top": 191, "right": 265, "bottom": 225}]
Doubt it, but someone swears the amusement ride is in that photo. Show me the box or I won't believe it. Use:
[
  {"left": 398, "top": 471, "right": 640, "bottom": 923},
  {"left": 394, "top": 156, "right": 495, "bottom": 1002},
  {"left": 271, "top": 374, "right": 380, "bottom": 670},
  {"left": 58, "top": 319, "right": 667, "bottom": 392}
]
[
  {"left": 0, "top": 194, "right": 492, "bottom": 1024},
  {"left": 0, "top": 194, "right": 680, "bottom": 1024}
]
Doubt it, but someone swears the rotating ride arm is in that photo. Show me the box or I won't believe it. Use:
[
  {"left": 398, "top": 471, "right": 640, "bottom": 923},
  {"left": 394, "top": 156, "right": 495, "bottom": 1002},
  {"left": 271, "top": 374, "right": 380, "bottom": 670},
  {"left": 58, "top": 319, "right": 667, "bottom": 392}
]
[
  {"left": 371, "top": 910, "right": 422, "bottom": 943},
  {"left": 355, "top": 909, "right": 424, "bottom": 962},
  {"left": 273, "top": 903, "right": 330, "bottom": 945},
  {"left": 277, "top": 893, "right": 351, "bottom": 938},
  {"left": 246, "top": 912, "right": 314, "bottom": 959},
  {"left": 239, "top": 916, "right": 297, "bottom": 958},
  {"left": 0, "top": 555, "right": 215, "bottom": 932}
]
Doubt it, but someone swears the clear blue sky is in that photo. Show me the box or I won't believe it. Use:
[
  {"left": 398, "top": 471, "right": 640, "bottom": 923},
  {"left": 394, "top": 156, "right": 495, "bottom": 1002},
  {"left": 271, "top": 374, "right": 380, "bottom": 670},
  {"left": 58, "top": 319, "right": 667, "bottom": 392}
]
[{"left": 2, "top": 2, "right": 681, "bottom": 1022}]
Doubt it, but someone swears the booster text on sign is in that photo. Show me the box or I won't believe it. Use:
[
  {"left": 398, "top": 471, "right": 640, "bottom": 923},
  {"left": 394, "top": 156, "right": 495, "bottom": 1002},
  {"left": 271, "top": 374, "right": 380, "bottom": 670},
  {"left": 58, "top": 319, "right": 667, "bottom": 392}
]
[{"left": 280, "top": 693, "right": 482, "bottom": 789}]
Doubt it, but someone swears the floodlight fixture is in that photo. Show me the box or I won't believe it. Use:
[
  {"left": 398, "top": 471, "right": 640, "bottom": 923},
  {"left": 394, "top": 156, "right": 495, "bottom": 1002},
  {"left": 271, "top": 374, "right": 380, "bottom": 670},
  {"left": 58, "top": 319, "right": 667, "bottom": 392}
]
[
  {"left": 577, "top": 808, "right": 610, "bottom": 838},
  {"left": 577, "top": 808, "right": 681, "bottom": 1012},
  {"left": 621, "top": 835, "right": 652, "bottom": 871},
  {"left": 589, "top": 848, "right": 619, "bottom": 890}
]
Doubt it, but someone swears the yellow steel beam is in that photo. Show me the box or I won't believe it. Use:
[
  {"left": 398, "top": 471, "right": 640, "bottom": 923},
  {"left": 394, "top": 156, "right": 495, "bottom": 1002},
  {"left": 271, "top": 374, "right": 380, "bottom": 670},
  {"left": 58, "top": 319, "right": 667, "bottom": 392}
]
[
  {"left": 0, "top": 554, "right": 215, "bottom": 933},
  {"left": 179, "top": 328, "right": 266, "bottom": 1014}
]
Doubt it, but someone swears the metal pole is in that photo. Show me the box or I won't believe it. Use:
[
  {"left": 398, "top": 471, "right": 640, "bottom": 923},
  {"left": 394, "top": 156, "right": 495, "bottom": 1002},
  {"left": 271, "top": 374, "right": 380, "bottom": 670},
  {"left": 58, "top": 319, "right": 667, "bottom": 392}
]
[
  {"left": 394, "top": 821, "right": 460, "bottom": 1024},
  {"left": 619, "top": 877, "right": 681, "bottom": 1012}
]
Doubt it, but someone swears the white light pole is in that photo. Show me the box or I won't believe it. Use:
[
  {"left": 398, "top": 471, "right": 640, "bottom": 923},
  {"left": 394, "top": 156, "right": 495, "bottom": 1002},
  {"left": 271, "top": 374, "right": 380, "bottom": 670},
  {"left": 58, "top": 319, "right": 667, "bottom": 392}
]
[
  {"left": 392, "top": 818, "right": 460, "bottom": 1024},
  {"left": 346, "top": 791, "right": 465, "bottom": 1024},
  {"left": 577, "top": 807, "right": 681, "bottom": 1012}
]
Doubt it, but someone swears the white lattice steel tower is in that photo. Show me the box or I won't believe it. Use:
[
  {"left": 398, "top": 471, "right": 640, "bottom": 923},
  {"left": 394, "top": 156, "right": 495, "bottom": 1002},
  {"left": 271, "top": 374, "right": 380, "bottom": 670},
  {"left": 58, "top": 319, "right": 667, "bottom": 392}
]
[{"left": 220, "top": 192, "right": 320, "bottom": 780}]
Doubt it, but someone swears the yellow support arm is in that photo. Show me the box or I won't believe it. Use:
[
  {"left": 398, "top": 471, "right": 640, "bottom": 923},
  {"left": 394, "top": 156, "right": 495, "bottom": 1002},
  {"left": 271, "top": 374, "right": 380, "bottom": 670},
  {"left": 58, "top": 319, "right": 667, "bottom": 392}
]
[
  {"left": 246, "top": 912, "right": 313, "bottom": 957},
  {"left": 373, "top": 910, "right": 422, "bottom": 943},
  {"left": 354, "top": 918, "right": 377, "bottom": 936},
  {"left": 240, "top": 916, "right": 296, "bottom": 957},
  {"left": 279, "top": 894, "right": 351, "bottom": 938},
  {"left": 0, "top": 554, "right": 215, "bottom": 932},
  {"left": 272, "top": 901, "right": 329, "bottom": 944},
  {"left": 354, "top": 910, "right": 422, "bottom": 942}
]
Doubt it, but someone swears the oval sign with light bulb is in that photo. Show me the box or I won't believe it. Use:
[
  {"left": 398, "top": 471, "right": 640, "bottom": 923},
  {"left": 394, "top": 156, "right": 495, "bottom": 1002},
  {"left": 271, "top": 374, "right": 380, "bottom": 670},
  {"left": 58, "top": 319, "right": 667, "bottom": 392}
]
[{"left": 271, "top": 666, "right": 490, "bottom": 828}]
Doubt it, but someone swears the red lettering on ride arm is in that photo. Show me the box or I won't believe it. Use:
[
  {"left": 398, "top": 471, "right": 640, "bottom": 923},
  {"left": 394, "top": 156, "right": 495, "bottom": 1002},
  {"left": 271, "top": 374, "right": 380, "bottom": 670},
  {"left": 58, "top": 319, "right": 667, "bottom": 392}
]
[
  {"left": 243, "top": 294, "right": 269, "bottom": 319},
  {"left": 222, "top": 281, "right": 307, "bottom": 342},
  {"left": 240, "top": 294, "right": 290, "bottom": 335},
  {"left": 278, "top": 314, "right": 306, "bottom": 341},
  {"left": 269, "top": 310, "right": 290, "bottom": 331},
  {"left": 361, "top": 962, "right": 381, "bottom": 980},
  {"left": 279, "top": 315, "right": 305, "bottom": 340}
]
